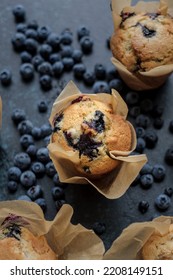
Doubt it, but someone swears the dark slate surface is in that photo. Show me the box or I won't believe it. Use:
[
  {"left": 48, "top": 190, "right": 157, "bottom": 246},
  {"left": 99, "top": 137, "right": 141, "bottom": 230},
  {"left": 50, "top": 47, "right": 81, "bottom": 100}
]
[{"left": 0, "top": 0, "right": 173, "bottom": 251}]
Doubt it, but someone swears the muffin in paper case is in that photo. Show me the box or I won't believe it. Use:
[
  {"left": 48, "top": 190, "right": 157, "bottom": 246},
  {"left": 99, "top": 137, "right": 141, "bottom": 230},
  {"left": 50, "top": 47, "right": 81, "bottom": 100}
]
[
  {"left": 103, "top": 215, "right": 173, "bottom": 260},
  {"left": 0, "top": 200, "right": 105, "bottom": 260},
  {"left": 48, "top": 81, "right": 147, "bottom": 199},
  {"left": 110, "top": 0, "right": 173, "bottom": 90}
]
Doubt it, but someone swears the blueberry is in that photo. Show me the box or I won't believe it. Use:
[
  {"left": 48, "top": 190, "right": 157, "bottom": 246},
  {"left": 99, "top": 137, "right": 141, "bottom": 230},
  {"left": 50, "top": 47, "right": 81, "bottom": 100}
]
[
  {"left": 27, "top": 19, "right": 38, "bottom": 30},
  {"left": 20, "top": 134, "right": 34, "bottom": 149},
  {"left": 80, "top": 36, "right": 93, "bottom": 54},
  {"left": 36, "top": 147, "right": 50, "bottom": 164},
  {"left": 62, "top": 57, "right": 74, "bottom": 71},
  {"left": 164, "top": 187, "right": 173, "bottom": 197},
  {"left": 61, "top": 45, "right": 73, "bottom": 58},
  {"left": 18, "top": 120, "right": 33, "bottom": 135},
  {"left": 152, "top": 164, "right": 166, "bottom": 182},
  {"left": 39, "top": 44, "right": 53, "bottom": 60},
  {"left": 93, "top": 81, "right": 109, "bottom": 93},
  {"left": 34, "top": 198, "right": 47, "bottom": 212},
  {"left": 12, "top": 4, "right": 26, "bottom": 22},
  {"left": 14, "top": 152, "right": 31, "bottom": 170},
  {"left": 31, "top": 127, "right": 42, "bottom": 140},
  {"left": 37, "top": 26, "right": 51, "bottom": 42},
  {"left": 37, "top": 61, "right": 52, "bottom": 76},
  {"left": 0, "top": 69, "right": 12, "bottom": 86},
  {"left": 169, "top": 120, "right": 173, "bottom": 133},
  {"left": 138, "top": 200, "right": 149, "bottom": 214},
  {"left": 40, "top": 124, "right": 52, "bottom": 137},
  {"left": 53, "top": 173, "right": 62, "bottom": 186},
  {"left": 106, "top": 67, "right": 118, "bottom": 82},
  {"left": 27, "top": 185, "right": 43, "bottom": 200},
  {"left": 153, "top": 117, "right": 164, "bottom": 129},
  {"left": 20, "top": 63, "right": 34, "bottom": 82},
  {"left": 109, "top": 78, "right": 124, "bottom": 93},
  {"left": 94, "top": 63, "right": 106, "bottom": 80},
  {"left": 73, "top": 63, "right": 86, "bottom": 79},
  {"left": 155, "top": 194, "right": 171, "bottom": 211},
  {"left": 17, "top": 195, "right": 31, "bottom": 202},
  {"left": 77, "top": 26, "right": 90, "bottom": 40},
  {"left": 45, "top": 161, "right": 56, "bottom": 178},
  {"left": 55, "top": 199, "right": 66, "bottom": 211},
  {"left": 32, "top": 55, "right": 44, "bottom": 70},
  {"left": 8, "top": 166, "right": 22, "bottom": 182},
  {"left": 43, "top": 136, "right": 51, "bottom": 146},
  {"left": 20, "top": 51, "right": 32, "bottom": 63},
  {"left": 24, "top": 38, "right": 38, "bottom": 55},
  {"left": 165, "top": 146, "right": 173, "bottom": 165},
  {"left": 140, "top": 163, "right": 153, "bottom": 175},
  {"left": 140, "top": 174, "right": 154, "bottom": 189},
  {"left": 135, "top": 137, "right": 146, "bottom": 153},
  {"left": 39, "top": 75, "right": 52, "bottom": 91},
  {"left": 47, "top": 33, "right": 61, "bottom": 51},
  {"left": 125, "top": 91, "right": 139, "bottom": 106},
  {"left": 37, "top": 100, "right": 48, "bottom": 113},
  {"left": 20, "top": 170, "right": 36, "bottom": 188},
  {"left": 16, "top": 23, "right": 27, "bottom": 33},
  {"left": 52, "top": 187, "right": 65, "bottom": 200},
  {"left": 135, "top": 114, "right": 151, "bottom": 129},
  {"left": 152, "top": 105, "right": 164, "bottom": 117},
  {"left": 140, "top": 99, "right": 153, "bottom": 114},
  {"left": 60, "top": 32, "right": 73, "bottom": 45},
  {"left": 92, "top": 222, "right": 106, "bottom": 235},
  {"left": 49, "top": 53, "right": 61, "bottom": 64},
  {"left": 129, "top": 106, "right": 141, "bottom": 118},
  {"left": 106, "top": 36, "right": 111, "bottom": 49},
  {"left": 31, "top": 162, "right": 45, "bottom": 178},
  {"left": 72, "top": 49, "right": 83, "bottom": 63},
  {"left": 11, "top": 32, "right": 26, "bottom": 52},
  {"left": 52, "top": 61, "right": 64, "bottom": 77},
  {"left": 145, "top": 130, "right": 158, "bottom": 149},
  {"left": 135, "top": 127, "right": 145, "bottom": 138},
  {"left": 26, "top": 144, "right": 37, "bottom": 159},
  {"left": 83, "top": 70, "right": 96, "bottom": 86},
  {"left": 25, "top": 28, "right": 38, "bottom": 39},
  {"left": 7, "top": 181, "right": 19, "bottom": 193}
]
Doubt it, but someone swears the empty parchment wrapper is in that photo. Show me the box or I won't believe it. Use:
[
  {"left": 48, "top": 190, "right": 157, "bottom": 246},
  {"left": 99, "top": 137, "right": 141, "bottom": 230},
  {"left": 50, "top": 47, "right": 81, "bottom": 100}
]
[
  {"left": 104, "top": 215, "right": 173, "bottom": 260},
  {"left": 0, "top": 200, "right": 105, "bottom": 260},
  {"left": 111, "top": 0, "right": 173, "bottom": 90},
  {"left": 48, "top": 81, "right": 147, "bottom": 199}
]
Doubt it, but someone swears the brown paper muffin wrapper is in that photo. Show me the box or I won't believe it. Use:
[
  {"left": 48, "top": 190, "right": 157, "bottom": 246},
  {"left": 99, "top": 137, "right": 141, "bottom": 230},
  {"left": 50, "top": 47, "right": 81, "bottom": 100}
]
[
  {"left": 48, "top": 81, "right": 147, "bottom": 199},
  {"left": 0, "top": 200, "right": 105, "bottom": 260},
  {"left": 103, "top": 215, "right": 173, "bottom": 260},
  {"left": 111, "top": 0, "right": 173, "bottom": 91}
]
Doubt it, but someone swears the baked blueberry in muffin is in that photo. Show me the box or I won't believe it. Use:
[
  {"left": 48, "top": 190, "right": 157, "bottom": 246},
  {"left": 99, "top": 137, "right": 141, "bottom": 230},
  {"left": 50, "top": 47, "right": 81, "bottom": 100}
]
[
  {"left": 111, "top": 12, "right": 173, "bottom": 72},
  {"left": 52, "top": 95, "right": 132, "bottom": 178}
]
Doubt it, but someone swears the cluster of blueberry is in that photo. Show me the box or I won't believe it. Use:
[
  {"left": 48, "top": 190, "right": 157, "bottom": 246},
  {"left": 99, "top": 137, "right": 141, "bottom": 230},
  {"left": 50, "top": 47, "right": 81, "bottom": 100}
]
[
  {"left": 7, "top": 107, "right": 67, "bottom": 212},
  {"left": 0, "top": 4, "right": 123, "bottom": 95},
  {"left": 126, "top": 91, "right": 173, "bottom": 214}
]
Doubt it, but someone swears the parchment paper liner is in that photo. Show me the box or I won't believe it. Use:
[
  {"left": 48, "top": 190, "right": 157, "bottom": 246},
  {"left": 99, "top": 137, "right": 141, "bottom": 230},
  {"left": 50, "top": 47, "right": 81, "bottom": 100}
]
[
  {"left": 111, "top": 0, "right": 173, "bottom": 91},
  {"left": 48, "top": 81, "right": 147, "bottom": 199},
  {"left": 103, "top": 215, "right": 173, "bottom": 260},
  {"left": 0, "top": 200, "right": 105, "bottom": 260}
]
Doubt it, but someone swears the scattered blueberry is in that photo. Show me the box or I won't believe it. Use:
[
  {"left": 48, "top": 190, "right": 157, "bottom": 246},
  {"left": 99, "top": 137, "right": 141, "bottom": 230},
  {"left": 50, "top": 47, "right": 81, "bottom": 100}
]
[
  {"left": 0, "top": 69, "right": 12, "bottom": 86},
  {"left": 140, "top": 174, "right": 154, "bottom": 189},
  {"left": 49, "top": 53, "right": 61, "bottom": 64},
  {"left": 138, "top": 200, "right": 149, "bottom": 214},
  {"left": 145, "top": 130, "right": 158, "bottom": 149},
  {"left": 125, "top": 91, "right": 139, "bottom": 106},
  {"left": 152, "top": 164, "right": 166, "bottom": 182},
  {"left": 153, "top": 117, "right": 164, "bottom": 129},
  {"left": 14, "top": 152, "right": 31, "bottom": 170},
  {"left": 20, "top": 63, "right": 34, "bottom": 81},
  {"left": 32, "top": 55, "right": 44, "bottom": 70},
  {"left": 27, "top": 185, "right": 43, "bottom": 200},
  {"left": 17, "top": 195, "right": 31, "bottom": 202},
  {"left": 25, "top": 28, "right": 38, "bottom": 39},
  {"left": 72, "top": 49, "right": 83, "bottom": 63},
  {"left": 39, "top": 75, "right": 52, "bottom": 91},
  {"left": 20, "top": 170, "right": 36, "bottom": 188},
  {"left": 135, "top": 114, "right": 151, "bottom": 128},
  {"left": 129, "top": 106, "right": 141, "bottom": 118},
  {"left": 80, "top": 36, "right": 93, "bottom": 54},
  {"left": 140, "top": 163, "right": 153, "bottom": 175},
  {"left": 7, "top": 181, "right": 19, "bottom": 193},
  {"left": 31, "top": 127, "right": 42, "bottom": 140},
  {"left": 12, "top": 4, "right": 26, "bottom": 22},
  {"left": 135, "top": 137, "right": 146, "bottom": 153},
  {"left": 39, "top": 43, "right": 53, "bottom": 60},
  {"left": 52, "top": 186, "right": 65, "bottom": 200},
  {"left": 20, "top": 51, "right": 32, "bottom": 63},
  {"left": 55, "top": 199, "right": 66, "bottom": 211},
  {"left": 16, "top": 23, "right": 27, "bottom": 33},
  {"left": 37, "top": 62, "right": 53, "bottom": 76},
  {"left": 31, "top": 161, "right": 45, "bottom": 178},
  {"left": 73, "top": 63, "right": 86, "bottom": 79},
  {"left": 62, "top": 57, "right": 74, "bottom": 71},
  {"left": 83, "top": 70, "right": 95, "bottom": 86},
  {"left": 77, "top": 26, "right": 90, "bottom": 40},
  {"left": 40, "top": 123, "right": 52, "bottom": 137},
  {"left": 20, "top": 134, "right": 34, "bottom": 149},
  {"left": 18, "top": 120, "right": 33, "bottom": 135},
  {"left": 93, "top": 81, "right": 109, "bottom": 93},
  {"left": 37, "top": 100, "right": 48, "bottom": 113},
  {"left": 60, "top": 31, "right": 73, "bottom": 45},
  {"left": 165, "top": 147, "right": 173, "bottom": 165},
  {"left": 24, "top": 38, "right": 38, "bottom": 55},
  {"left": 164, "top": 187, "right": 173, "bottom": 197},
  {"left": 27, "top": 19, "right": 38, "bottom": 30},
  {"left": 11, "top": 32, "right": 26, "bottom": 52},
  {"left": 47, "top": 33, "right": 61, "bottom": 51},
  {"left": 94, "top": 63, "right": 106, "bottom": 80},
  {"left": 37, "top": 26, "right": 51, "bottom": 42},
  {"left": 8, "top": 166, "right": 22, "bottom": 182},
  {"left": 135, "top": 127, "right": 145, "bottom": 138},
  {"left": 36, "top": 147, "right": 50, "bottom": 164},
  {"left": 34, "top": 198, "right": 47, "bottom": 212},
  {"left": 155, "top": 194, "right": 171, "bottom": 211},
  {"left": 52, "top": 61, "right": 64, "bottom": 77},
  {"left": 26, "top": 144, "right": 37, "bottom": 159},
  {"left": 109, "top": 78, "right": 124, "bottom": 93}
]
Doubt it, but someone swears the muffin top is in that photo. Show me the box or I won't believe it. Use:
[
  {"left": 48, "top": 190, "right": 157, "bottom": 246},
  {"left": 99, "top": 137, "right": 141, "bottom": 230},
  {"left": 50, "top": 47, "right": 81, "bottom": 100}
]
[
  {"left": 52, "top": 95, "right": 132, "bottom": 178},
  {"left": 142, "top": 227, "right": 173, "bottom": 260},
  {"left": 111, "top": 12, "right": 173, "bottom": 72}
]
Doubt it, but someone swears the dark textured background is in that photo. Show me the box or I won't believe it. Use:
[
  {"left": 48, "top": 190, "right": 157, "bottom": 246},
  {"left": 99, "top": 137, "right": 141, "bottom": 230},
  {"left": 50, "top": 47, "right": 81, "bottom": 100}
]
[{"left": 0, "top": 0, "right": 173, "bottom": 251}]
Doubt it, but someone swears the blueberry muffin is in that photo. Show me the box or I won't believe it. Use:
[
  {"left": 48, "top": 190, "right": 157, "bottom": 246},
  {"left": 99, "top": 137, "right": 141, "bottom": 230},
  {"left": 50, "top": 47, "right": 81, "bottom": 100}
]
[
  {"left": 142, "top": 225, "right": 173, "bottom": 260},
  {"left": 0, "top": 220, "right": 56, "bottom": 259},
  {"left": 52, "top": 95, "right": 132, "bottom": 178},
  {"left": 111, "top": 12, "right": 173, "bottom": 72}
]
